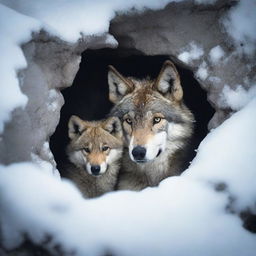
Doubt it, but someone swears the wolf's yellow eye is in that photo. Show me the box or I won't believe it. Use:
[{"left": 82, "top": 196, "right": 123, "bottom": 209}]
[
  {"left": 125, "top": 118, "right": 132, "bottom": 125},
  {"left": 153, "top": 117, "right": 162, "bottom": 124},
  {"left": 102, "top": 146, "right": 110, "bottom": 151},
  {"left": 83, "top": 147, "right": 90, "bottom": 153}
]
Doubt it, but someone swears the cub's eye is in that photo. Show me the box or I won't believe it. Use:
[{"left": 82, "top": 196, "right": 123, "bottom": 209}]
[
  {"left": 83, "top": 147, "right": 90, "bottom": 153},
  {"left": 102, "top": 146, "right": 110, "bottom": 151},
  {"left": 125, "top": 118, "right": 132, "bottom": 125},
  {"left": 153, "top": 117, "right": 162, "bottom": 125}
]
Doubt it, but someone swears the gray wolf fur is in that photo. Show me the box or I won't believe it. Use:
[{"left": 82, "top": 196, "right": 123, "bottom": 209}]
[
  {"left": 64, "top": 115, "right": 123, "bottom": 198},
  {"left": 108, "top": 60, "right": 194, "bottom": 191}
]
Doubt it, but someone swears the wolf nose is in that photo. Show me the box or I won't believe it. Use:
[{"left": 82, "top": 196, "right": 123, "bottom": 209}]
[
  {"left": 132, "top": 146, "right": 146, "bottom": 161},
  {"left": 91, "top": 165, "right": 100, "bottom": 176}
]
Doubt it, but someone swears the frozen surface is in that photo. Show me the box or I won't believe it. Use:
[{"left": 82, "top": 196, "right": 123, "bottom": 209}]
[{"left": 1, "top": 98, "right": 256, "bottom": 255}]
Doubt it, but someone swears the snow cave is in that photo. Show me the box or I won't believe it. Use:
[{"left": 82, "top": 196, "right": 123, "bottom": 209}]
[{"left": 0, "top": 1, "right": 256, "bottom": 256}]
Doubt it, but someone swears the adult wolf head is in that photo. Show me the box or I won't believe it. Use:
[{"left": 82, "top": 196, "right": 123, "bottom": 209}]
[{"left": 108, "top": 60, "right": 194, "bottom": 166}]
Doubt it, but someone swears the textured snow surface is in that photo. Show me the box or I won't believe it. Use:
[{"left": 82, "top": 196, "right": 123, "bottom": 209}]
[
  {"left": 0, "top": 0, "right": 182, "bottom": 43},
  {"left": 223, "top": 0, "right": 256, "bottom": 55},
  {"left": 1, "top": 98, "right": 256, "bottom": 255},
  {"left": 196, "top": 61, "right": 208, "bottom": 80},
  {"left": 178, "top": 42, "right": 204, "bottom": 64},
  {"left": 209, "top": 45, "right": 225, "bottom": 64},
  {"left": 194, "top": 0, "right": 217, "bottom": 4},
  {"left": 221, "top": 85, "right": 256, "bottom": 111},
  {"left": 0, "top": 0, "right": 256, "bottom": 254},
  {"left": 0, "top": 0, "right": 254, "bottom": 132},
  {"left": 0, "top": 4, "right": 41, "bottom": 132}
]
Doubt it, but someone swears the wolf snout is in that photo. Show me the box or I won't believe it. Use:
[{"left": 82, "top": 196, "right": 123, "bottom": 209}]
[
  {"left": 91, "top": 165, "right": 101, "bottom": 176},
  {"left": 132, "top": 146, "right": 146, "bottom": 161}
]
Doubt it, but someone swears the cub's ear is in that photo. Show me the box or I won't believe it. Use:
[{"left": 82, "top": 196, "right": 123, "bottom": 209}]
[
  {"left": 68, "top": 115, "right": 86, "bottom": 139},
  {"left": 108, "top": 65, "right": 133, "bottom": 104},
  {"left": 154, "top": 60, "right": 183, "bottom": 101},
  {"left": 103, "top": 117, "right": 122, "bottom": 138}
]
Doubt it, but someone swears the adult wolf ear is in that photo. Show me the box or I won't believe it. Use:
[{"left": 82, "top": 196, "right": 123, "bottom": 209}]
[
  {"left": 68, "top": 115, "right": 86, "bottom": 139},
  {"left": 103, "top": 117, "right": 123, "bottom": 139},
  {"left": 108, "top": 65, "right": 133, "bottom": 104},
  {"left": 154, "top": 60, "right": 183, "bottom": 102}
]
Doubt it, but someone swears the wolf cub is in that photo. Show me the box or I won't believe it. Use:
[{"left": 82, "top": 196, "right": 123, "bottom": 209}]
[{"left": 64, "top": 115, "right": 123, "bottom": 198}]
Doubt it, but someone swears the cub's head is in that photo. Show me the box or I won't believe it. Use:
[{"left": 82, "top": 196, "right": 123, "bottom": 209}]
[
  {"left": 108, "top": 60, "right": 194, "bottom": 164},
  {"left": 67, "top": 116, "right": 123, "bottom": 176}
]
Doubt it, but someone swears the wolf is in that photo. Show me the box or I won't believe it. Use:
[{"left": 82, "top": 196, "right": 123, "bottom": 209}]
[
  {"left": 64, "top": 115, "right": 123, "bottom": 198},
  {"left": 108, "top": 60, "right": 195, "bottom": 191}
]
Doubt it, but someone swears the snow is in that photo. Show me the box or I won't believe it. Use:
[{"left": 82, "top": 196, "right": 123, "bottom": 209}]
[
  {"left": 194, "top": 0, "right": 217, "bottom": 4},
  {"left": 31, "top": 153, "right": 60, "bottom": 178},
  {"left": 0, "top": 0, "right": 180, "bottom": 133},
  {"left": 184, "top": 98, "right": 256, "bottom": 212},
  {"left": 0, "top": 0, "right": 182, "bottom": 43},
  {"left": 105, "top": 34, "right": 118, "bottom": 46},
  {"left": 223, "top": 0, "right": 256, "bottom": 55},
  {"left": 0, "top": 0, "right": 256, "bottom": 255},
  {"left": 0, "top": 4, "right": 41, "bottom": 133},
  {"left": 0, "top": 0, "right": 254, "bottom": 132},
  {"left": 208, "top": 76, "right": 221, "bottom": 84},
  {"left": 195, "top": 61, "right": 208, "bottom": 80},
  {"left": 1, "top": 98, "right": 256, "bottom": 255},
  {"left": 48, "top": 89, "right": 60, "bottom": 112},
  {"left": 178, "top": 42, "right": 204, "bottom": 64},
  {"left": 209, "top": 45, "right": 225, "bottom": 64},
  {"left": 221, "top": 84, "right": 256, "bottom": 111}
]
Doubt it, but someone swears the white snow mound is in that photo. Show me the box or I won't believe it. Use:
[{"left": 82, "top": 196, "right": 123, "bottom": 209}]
[{"left": 1, "top": 98, "right": 256, "bottom": 256}]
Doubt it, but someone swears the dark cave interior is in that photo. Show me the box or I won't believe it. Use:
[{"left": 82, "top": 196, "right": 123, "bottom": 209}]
[{"left": 50, "top": 48, "right": 215, "bottom": 173}]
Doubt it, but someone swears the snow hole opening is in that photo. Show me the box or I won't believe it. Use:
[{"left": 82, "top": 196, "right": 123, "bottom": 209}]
[{"left": 50, "top": 48, "right": 215, "bottom": 194}]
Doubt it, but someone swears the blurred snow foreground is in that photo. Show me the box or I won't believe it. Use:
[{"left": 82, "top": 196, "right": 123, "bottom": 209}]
[
  {"left": 0, "top": 0, "right": 256, "bottom": 255},
  {"left": 1, "top": 97, "right": 256, "bottom": 256}
]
